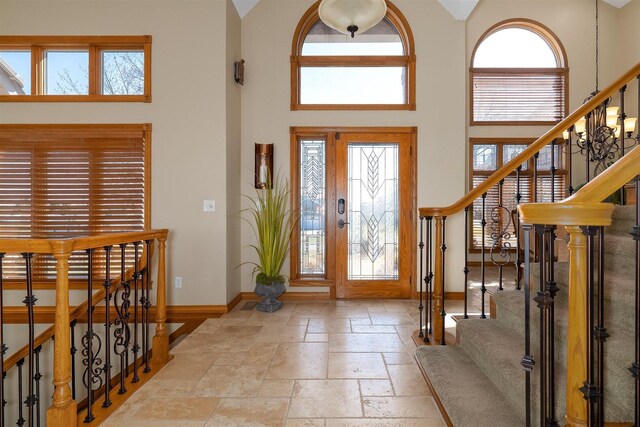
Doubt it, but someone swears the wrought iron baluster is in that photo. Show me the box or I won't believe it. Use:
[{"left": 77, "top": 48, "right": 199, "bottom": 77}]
[
  {"left": 70, "top": 320, "right": 77, "bottom": 400},
  {"left": 521, "top": 224, "right": 534, "bottom": 427},
  {"left": 632, "top": 174, "right": 640, "bottom": 427},
  {"left": 0, "top": 252, "right": 5, "bottom": 427},
  {"left": 418, "top": 217, "right": 424, "bottom": 339},
  {"left": 515, "top": 166, "right": 523, "bottom": 291},
  {"left": 426, "top": 217, "right": 433, "bottom": 339},
  {"left": 102, "top": 245, "right": 113, "bottom": 408},
  {"left": 144, "top": 240, "right": 152, "bottom": 373},
  {"left": 580, "top": 226, "right": 598, "bottom": 426},
  {"left": 533, "top": 152, "right": 539, "bottom": 202},
  {"left": 440, "top": 216, "right": 447, "bottom": 345},
  {"left": 567, "top": 127, "right": 575, "bottom": 196},
  {"left": 551, "top": 140, "right": 557, "bottom": 203},
  {"left": 585, "top": 112, "right": 592, "bottom": 183},
  {"left": 619, "top": 86, "right": 627, "bottom": 204},
  {"left": 533, "top": 225, "right": 548, "bottom": 425},
  {"left": 463, "top": 207, "right": 470, "bottom": 319},
  {"left": 480, "top": 193, "right": 487, "bottom": 319},
  {"left": 22, "top": 253, "right": 36, "bottom": 427},
  {"left": 17, "top": 358, "right": 24, "bottom": 427},
  {"left": 596, "top": 226, "right": 609, "bottom": 427},
  {"left": 490, "top": 180, "right": 512, "bottom": 292},
  {"left": 114, "top": 243, "right": 131, "bottom": 395},
  {"left": 33, "top": 346, "right": 41, "bottom": 427},
  {"left": 546, "top": 225, "right": 558, "bottom": 426},
  {"left": 132, "top": 242, "right": 141, "bottom": 383},
  {"left": 83, "top": 248, "right": 102, "bottom": 424}
]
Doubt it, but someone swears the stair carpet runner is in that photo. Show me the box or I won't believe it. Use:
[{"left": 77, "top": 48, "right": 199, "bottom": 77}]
[{"left": 415, "top": 205, "right": 636, "bottom": 426}]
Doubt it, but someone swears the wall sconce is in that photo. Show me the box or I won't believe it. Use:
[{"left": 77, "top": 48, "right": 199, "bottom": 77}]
[
  {"left": 234, "top": 59, "right": 245, "bottom": 85},
  {"left": 255, "top": 143, "right": 273, "bottom": 189}
]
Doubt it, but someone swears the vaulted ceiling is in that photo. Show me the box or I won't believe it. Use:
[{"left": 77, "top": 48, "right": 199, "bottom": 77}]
[{"left": 231, "top": 0, "right": 633, "bottom": 21}]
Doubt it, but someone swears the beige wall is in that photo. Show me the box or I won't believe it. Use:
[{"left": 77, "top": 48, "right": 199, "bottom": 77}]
[
  {"left": 0, "top": 0, "right": 233, "bottom": 306},
  {"left": 0, "top": 0, "right": 637, "bottom": 301},
  {"left": 226, "top": 0, "right": 243, "bottom": 301}
]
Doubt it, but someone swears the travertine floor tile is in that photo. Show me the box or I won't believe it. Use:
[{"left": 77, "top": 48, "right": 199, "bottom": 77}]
[
  {"left": 193, "top": 365, "right": 266, "bottom": 397},
  {"left": 359, "top": 379, "right": 394, "bottom": 397},
  {"left": 133, "top": 397, "right": 219, "bottom": 420},
  {"left": 205, "top": 397, "right": 289, "bottom": 427},
  {"left": 289, "top": 379, "right": 362, "bottom": 418},
  {"left": 254, "top": 324, "right": 307, "bottom": 343},
  {"left": 286, "top": 419, "right": 326, "bottom": 427},
  {"left": 266, "top": 342, "right": 328, "bottom": 379},
  {"left": 382, "top": 351, "right": 414, "bottom": 365},
  {"left": 258, "top": 379, "right": 295, "bottom": 397},
  {"left": 102, "top": 421, "right": 206, "bottom": 427},
  {"left": 351, "top": 325, "right": 396, "bottom": 334},
  {"left": 362, "top": 396, "right": 438, "bottom": 418},
  {"left": 154, "top": 353, "right": 219, "bottom": 380},
  {"left": 329, "top": 333, "right": 405, "bottom": 352},
  {"left": 326, "top": 419, "right": 445, "bottom": 427},
  {"left": 308, "top": 318, "right": 352, "bottom": 333},
  {"left": 369, "top": 312, "right": 415, "bottom": 326},
  {"left": 305, "top": 333, "right": 329, "bottom": 342},
  {"left": 328, "top": 352, "right": 387, "bottom": 379},
  {"left": 387, "top": 364, "right": 432, "bottom": 396}
]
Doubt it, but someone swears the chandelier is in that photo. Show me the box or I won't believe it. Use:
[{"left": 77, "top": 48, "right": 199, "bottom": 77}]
[
  {"left": 318, "top": 0, "right": 387, "bottom": 38},
  {"left": 563, "top": 0, "right": 638, "bottom": 178}
]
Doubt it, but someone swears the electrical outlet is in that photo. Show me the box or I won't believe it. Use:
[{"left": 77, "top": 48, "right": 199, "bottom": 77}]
[
  {"left": 175, "top": 276, "right": 183, "bottom": 288},
  {"left": 203, "top": 200, "right": 215, "bottom": 212}
]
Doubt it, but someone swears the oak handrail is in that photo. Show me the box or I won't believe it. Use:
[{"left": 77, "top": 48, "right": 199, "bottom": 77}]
[{"left": 419, "top": 62, "right": 640, "bottom": 218}]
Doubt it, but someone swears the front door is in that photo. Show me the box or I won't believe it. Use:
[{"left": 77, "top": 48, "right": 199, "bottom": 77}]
[
  {"left": 334, "top": 131, "right": 415, "bottom": 298},
  {"left": 291, "top": 127, "right": 416, "bottom": 299}
]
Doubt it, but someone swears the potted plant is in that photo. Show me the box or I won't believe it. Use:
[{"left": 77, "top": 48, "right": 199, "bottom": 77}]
[{"left": 243, "top": 173, "right": 294, "bottom": 312}]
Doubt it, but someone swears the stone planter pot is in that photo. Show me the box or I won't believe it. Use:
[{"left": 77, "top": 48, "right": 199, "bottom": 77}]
[{"left": 254, "top": 276, "right": 287, "bottom": 312}]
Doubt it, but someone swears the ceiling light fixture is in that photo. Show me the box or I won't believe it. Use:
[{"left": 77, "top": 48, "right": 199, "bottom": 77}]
[{"left": 318, "top": 0, "right": 387, "bottom": 38}]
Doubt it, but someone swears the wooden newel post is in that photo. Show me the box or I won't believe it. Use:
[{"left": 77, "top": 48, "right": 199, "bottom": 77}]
[
  {"left": 432, "top": 217, "right": 444, "bottom": 343},
  {"left": 152, "top": 236, "right": 170, "bottom": 367},
  {"left": 564, "top": 226, "right": 589, "bottom": 427},
  {"left": 47, "top": 252, "right": 77, "bottom": 427}
]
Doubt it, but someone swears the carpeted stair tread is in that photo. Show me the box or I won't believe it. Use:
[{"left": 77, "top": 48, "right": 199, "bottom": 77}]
[
  {"left": 609, "top": 205, "right": 637, "bottom": 234},
  {"left": 415, "top": 345, "right": 523, "bottom": 427}
]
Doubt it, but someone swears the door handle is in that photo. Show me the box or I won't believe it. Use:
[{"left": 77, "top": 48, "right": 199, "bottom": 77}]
[{"left": 338, "top": 219, "right": 349, "bottom": 229}]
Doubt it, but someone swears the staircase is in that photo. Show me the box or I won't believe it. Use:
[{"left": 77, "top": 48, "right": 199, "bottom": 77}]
[
  {"left": 414, "top": 62, "right": 640, "bottom": 427},
  {"left": 416, "top": 205, "right": 636, "bottom": 426}
]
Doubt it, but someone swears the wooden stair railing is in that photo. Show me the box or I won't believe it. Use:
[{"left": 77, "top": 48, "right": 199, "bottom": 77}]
[
  {"left": 0, "top": 229, "right": 169, "bottom": 427},
  {"left": 519, "top": 145, "right": 640, "bottom": 426},
  {"left": 417, "top": 62, "right": 640, "bottom": 345}
]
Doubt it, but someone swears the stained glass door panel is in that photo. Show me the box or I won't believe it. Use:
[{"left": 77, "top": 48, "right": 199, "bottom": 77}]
[
  {"left": 335, "top": 132, "right": 413, "bottom": 299},
  {"left": 347, "top": 144, "right": 399, "bottom": 280}
]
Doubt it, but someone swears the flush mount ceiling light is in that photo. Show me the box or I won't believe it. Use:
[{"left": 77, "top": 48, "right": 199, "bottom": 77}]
[{"left": 318, "top": 0, "right": 387, "bottom": 38}]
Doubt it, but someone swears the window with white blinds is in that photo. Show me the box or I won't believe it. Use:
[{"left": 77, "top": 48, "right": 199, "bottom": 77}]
[
  {"left": 0, "top": 124, "right": 150, "bottom": 281},
  {"left": 470, "top": 20, "right": 568, "bottom": 125},
  {"left": 470, "top": 139, "right": 567, "bottom": 250}
]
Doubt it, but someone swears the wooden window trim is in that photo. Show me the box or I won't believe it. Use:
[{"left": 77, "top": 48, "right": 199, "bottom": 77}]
[
  {"left": 0, "top": 35, "right": 151, "bottom": 102},
  {"left": 469, "top": 19, "right": 569, "bottom": 126},
  {"left": 468, "top": 137, "right": 568, "bottom": 252},
  {"left": 290, "top": 1, "right": 416, "bottom": 111}
]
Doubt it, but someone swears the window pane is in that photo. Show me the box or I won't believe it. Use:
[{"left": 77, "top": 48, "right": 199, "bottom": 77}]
[
  {"left": 473, "top": 145, "right": 497, "bottom": 170},
  {"left": 300, "top": 139, "right": 326, "bottom": 275},
  {"left": 301, "top": 67, "right": 405, "bottom": 104},
  {"left": 503, "top": 144, "right": 529, "bottom": 170},
  {"left": 302, "top": 18, "right": 403, "bottom": 56},
  {"left": 45, "top": 51, "right": 89, "bottom": 95},
  {"left": 537, "top": 144, "right": 562, "bottom": 170},
  {"left": 101, "top": 50, "right": 144, "bottom": 95},
  {"left": 473, "top": 28, "right": 558, "bottom": 68},
  {"left": 0, "top": 51, "right": 30, "bottom": 95}
]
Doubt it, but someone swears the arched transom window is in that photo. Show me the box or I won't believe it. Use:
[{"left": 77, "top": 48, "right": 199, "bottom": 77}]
[
  {"left": 470, "top": 19, "right": 568, "bottom": 125},
  {"left": 291, "top": 1, "right": 415, "bottom": 110}
]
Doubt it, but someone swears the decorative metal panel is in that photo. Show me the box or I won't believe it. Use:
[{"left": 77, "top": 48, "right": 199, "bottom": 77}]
[
  {"left": 347, "top": 143, "right": 399, "bottom": 280},
  {"left": 300, "top": 139, "right": 326, "bottom": 275}
]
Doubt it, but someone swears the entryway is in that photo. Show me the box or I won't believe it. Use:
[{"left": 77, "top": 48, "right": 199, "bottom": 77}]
[{"left": 290, "top": 127, "right": 417, "bottom": 299}]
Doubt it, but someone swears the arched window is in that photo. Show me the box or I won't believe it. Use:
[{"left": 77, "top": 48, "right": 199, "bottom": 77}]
[
  {"left": 291, "top": 1, "right": 415, "bottom": 110},
  {"left": 470, "top": 19, "right": 568, "bottom": 125}
]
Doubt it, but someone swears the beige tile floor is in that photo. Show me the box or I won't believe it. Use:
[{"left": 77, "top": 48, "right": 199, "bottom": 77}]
[{"left": 103, "top": 266, "right": 517, "bottom": 427}]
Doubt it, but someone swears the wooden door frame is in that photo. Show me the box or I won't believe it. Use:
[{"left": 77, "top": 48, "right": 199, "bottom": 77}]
[{"left": 289, "top": 126, "right": 417, "bottom": 299}]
